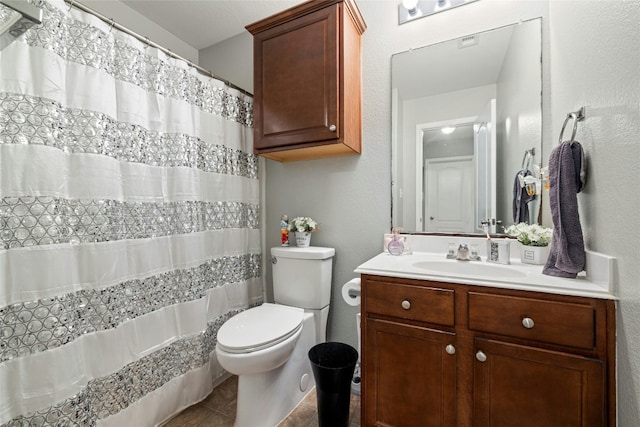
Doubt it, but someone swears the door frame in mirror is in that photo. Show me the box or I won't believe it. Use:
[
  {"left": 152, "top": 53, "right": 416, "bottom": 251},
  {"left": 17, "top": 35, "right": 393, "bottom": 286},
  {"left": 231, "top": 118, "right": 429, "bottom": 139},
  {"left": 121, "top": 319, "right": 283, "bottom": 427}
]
[{"left": 414, "top": 115, "right": 476, "bottom": 232}]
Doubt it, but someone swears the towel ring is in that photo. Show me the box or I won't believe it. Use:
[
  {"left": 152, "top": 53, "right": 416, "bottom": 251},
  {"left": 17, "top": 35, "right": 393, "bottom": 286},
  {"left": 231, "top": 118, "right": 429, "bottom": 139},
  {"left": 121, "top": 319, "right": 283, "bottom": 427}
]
[
  {"left": 558, "top": 107, "right": 585, "bottom": 145},
  {"left": 521, "top": 148, "right": 535, "bottom": 170}
]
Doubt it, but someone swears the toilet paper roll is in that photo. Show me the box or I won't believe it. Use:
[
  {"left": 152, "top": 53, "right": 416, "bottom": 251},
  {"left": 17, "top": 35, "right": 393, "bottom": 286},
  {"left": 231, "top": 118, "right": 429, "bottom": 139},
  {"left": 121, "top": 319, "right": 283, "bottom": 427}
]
[{"left": 341, "top": 278, "right": 361, "bottom": 306}]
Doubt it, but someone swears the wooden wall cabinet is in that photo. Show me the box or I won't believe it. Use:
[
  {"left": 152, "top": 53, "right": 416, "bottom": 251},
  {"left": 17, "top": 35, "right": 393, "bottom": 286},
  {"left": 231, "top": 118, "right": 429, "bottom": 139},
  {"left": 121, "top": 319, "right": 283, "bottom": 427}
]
[
  {"left": 361, "top": 274, "right": 616, "bottom": 427},
  {"left": 246, "top": 0, "right": 366, "bottom": 162}
]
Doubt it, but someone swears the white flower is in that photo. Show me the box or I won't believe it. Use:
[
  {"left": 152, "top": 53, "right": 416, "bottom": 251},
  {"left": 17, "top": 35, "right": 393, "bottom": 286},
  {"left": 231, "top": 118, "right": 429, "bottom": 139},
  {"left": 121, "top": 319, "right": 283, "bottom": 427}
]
[
  {"left": 504, "top": 222, "right": 552, "bottom": 246},
  {"left": 288, "top": 216, "right": 319, "bottom": 233}
]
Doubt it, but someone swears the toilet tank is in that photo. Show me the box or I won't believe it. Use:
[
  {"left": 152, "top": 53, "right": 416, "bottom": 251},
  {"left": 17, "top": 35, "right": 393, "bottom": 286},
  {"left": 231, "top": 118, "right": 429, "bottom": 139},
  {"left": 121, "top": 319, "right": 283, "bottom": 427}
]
[{"left": 271, "top": 246, "right": 335, "bottom": 309}]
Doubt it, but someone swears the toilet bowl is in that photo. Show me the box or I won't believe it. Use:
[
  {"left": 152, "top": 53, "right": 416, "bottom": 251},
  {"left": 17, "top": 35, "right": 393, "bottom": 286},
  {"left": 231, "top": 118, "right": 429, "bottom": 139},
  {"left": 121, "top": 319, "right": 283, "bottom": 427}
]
[
  {"left": 216, "top": 305, "right": 317, "bottom": 427},
  {"left": 214, "top": 246, "right": 335, "bottom": 427},
  {"left": 216, "top": 303, "right": 304, "bottom": 376}
]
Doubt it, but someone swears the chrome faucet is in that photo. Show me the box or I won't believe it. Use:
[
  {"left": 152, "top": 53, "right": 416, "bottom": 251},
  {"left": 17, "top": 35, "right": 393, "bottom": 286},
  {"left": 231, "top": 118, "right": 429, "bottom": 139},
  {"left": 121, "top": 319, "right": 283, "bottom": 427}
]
[
  {"left": 447, "top": 243, "right": 481, "bottom": 261},
  {"left": 456, "top": 244, "right": 470, "bottom": 260}
]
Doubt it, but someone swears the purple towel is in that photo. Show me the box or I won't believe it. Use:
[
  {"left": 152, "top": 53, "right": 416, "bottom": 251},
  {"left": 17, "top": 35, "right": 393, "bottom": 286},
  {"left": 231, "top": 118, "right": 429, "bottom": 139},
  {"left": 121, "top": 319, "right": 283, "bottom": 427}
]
[{"left": 543, "top": 141, "right": 586, "bottom": 278}]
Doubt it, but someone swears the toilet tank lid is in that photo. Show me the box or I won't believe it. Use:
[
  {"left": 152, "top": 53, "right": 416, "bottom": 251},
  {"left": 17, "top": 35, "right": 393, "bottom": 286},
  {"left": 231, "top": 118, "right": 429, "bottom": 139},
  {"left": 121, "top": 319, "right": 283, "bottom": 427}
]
[{"left": 271, "top": 246, "right": 335, "bottom": 260}]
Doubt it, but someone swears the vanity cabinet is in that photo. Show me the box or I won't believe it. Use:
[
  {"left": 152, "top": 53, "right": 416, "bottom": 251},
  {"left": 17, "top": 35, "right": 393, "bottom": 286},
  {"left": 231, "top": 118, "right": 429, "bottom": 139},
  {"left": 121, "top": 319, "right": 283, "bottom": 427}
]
[
  {"left": 364, "top": 278, "right": 457, "bottom": 426},
  {"left": 361, "top": 274, "right": 616, "bottom": 427},
  {"left": 246, "top": 0, "right": 366, "bottom": 162}
]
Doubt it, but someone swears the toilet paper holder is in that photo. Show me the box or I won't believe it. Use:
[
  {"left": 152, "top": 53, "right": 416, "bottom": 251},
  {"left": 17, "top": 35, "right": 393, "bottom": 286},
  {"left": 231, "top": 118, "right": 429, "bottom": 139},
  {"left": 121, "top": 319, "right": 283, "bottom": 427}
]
[{"left": 342, "top": 278, "right": 361, "bottom": 306}]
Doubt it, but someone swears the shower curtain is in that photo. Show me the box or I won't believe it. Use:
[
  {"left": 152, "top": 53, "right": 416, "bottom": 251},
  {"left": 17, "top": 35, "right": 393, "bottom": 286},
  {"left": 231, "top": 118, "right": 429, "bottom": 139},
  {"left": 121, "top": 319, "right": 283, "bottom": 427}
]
[{"left": 0, "top": 0, "right": 262, "bottom": 425}]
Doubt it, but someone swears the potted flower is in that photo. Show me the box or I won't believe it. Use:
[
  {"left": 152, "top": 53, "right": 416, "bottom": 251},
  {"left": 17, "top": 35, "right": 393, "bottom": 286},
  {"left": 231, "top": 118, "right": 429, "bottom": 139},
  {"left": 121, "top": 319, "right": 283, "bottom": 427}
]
[
  {"left": 504, "top": 222, "right": 553, "bottom": 265},
  {"left": 288, "top": 216, "right": 319, "bottom": 248}
]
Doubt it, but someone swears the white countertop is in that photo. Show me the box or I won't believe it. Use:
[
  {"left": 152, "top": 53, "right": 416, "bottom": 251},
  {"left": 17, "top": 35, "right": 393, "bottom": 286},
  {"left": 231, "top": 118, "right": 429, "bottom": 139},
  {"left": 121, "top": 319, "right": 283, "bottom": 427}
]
[{"left": 355, "top": 247, "right": 616, "bottom": 299}]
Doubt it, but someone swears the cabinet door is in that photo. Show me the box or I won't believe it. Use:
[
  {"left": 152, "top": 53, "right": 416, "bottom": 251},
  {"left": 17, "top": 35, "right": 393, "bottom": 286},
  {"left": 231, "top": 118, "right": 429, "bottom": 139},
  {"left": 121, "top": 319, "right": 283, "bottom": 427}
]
[
  {"left": 364, "top": 318, "right": 456, "bottom": 427},
  {"left": 474, "top": 338, "right": 605, "bottom": 427},
  {"left": 253, "top": 4, "right": 339, "bottom": 151}
]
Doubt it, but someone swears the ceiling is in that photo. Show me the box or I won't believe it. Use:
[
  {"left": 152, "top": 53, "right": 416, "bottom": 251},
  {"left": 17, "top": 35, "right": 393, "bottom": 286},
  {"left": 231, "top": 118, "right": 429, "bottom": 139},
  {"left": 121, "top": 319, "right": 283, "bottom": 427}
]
[{"left": 120, "top": 0, "right": 303, "bottom": 50}]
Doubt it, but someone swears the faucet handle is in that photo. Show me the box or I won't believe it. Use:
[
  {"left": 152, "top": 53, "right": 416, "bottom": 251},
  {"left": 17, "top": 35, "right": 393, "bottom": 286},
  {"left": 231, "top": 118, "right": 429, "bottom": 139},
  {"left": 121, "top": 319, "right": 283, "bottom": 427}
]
[
  {"left": 469, "top": 244, "right": 480, "bottom": 261},
  {"left": 446, "top": 243, "right": 456, "bottom": 259}
]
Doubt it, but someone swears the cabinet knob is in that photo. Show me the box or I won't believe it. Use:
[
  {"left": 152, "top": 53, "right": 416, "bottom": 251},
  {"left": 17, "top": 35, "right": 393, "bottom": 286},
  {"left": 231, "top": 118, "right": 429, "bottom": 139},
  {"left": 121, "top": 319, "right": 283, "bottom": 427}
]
[
  {"left": 329, "top": 124, "right": 337, "bottom": 132},
  {"left": 401, "top": 300, "right": 411, "bottom": 310},
  {"left": 522, "top": 317, "right": 535, "bottom": 329},
  {"left": 476, "top": 351, "right": 487, "bottom": 362},
  {"left": 445, "top": 344, "right": 456, "bottom": 355}
]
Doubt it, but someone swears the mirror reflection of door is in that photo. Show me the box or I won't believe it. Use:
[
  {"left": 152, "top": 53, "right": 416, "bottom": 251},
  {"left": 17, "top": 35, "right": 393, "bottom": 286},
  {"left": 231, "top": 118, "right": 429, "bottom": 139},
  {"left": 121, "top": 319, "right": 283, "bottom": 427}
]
[
  {"left": 425, "top": 156, "right": 474, "bottom": 232},
  {"left": 418, "top": 122, "right": 476, "bottom": 232},
  {"left": 418, "top": 99, "right": 497, "bottom": 233}
]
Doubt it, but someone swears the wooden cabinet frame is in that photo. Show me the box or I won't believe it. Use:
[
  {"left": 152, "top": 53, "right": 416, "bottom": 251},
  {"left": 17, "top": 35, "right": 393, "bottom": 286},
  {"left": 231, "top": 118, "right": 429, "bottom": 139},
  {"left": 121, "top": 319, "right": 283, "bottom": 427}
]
[{"left": 247, "top": 0, "right": 366, "bottom": 162}]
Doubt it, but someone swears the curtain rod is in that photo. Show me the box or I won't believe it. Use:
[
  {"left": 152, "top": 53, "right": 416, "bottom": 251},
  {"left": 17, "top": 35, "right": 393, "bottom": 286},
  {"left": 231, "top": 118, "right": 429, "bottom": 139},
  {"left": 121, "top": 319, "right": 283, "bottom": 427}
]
[{"left": 62, "top": 0, "right": 253, "bottom": 97}]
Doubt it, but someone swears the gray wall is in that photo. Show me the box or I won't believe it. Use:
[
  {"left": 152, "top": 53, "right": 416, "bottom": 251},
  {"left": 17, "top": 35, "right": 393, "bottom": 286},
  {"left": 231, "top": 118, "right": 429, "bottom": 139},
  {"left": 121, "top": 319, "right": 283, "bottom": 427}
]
[
  {"left": 547, "top": 1, "right": 640, "bottom": 422},
  {"left": 83, "top": 0, "right": 199, "bottom": 62},
  {"left": 199, "top": 32, "right": 254, "bottom": 93}
]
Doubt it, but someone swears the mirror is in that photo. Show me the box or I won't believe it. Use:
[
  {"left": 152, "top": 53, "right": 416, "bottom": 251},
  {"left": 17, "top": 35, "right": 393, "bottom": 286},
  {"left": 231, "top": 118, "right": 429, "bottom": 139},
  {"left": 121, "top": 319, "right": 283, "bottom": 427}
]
[{"left": 391, "top": 18, "right": 543, "bottom": 235}]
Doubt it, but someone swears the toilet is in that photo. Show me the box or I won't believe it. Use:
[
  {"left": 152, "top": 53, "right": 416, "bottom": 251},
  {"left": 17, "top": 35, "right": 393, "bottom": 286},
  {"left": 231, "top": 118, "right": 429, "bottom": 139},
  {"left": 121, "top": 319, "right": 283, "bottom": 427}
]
[{"left": 215, "top": 246, "right": 335, "bottom": 427}]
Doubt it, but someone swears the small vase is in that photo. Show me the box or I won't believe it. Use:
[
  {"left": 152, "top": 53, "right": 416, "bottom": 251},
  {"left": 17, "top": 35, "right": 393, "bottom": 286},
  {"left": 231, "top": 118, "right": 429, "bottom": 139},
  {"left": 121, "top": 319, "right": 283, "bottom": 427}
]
[
  {"left": 520, "top": 244, "right": 549, "bottom": 265},
  {"left": 296, "top": 232, "right": 311, "bottom": 248}
]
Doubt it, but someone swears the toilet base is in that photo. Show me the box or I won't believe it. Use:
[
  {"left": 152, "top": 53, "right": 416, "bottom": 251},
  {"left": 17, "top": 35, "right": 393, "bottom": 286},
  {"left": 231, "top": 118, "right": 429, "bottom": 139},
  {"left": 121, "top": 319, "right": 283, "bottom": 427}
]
[{"left": 233, "top": 312, "right": 316, "bottom": 427}]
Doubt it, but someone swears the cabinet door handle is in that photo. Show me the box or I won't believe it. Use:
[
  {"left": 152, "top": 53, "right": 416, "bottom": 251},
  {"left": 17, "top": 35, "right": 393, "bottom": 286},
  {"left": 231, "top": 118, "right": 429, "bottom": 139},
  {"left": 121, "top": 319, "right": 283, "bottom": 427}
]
[
  {"left": 522, "top": 317, "right": 535, "bottom": 329},
  {"left": 329, "top": 124, "right": 337, "bottom": 132},
  {"left": 476, "top": 351, "right": 487, "bottom": 362},
  {"left": 445, "top": 344, "right": 456, "bottom": 355},
  {"left": 401, "top": 300, "right": 411, "bottom": 310}
]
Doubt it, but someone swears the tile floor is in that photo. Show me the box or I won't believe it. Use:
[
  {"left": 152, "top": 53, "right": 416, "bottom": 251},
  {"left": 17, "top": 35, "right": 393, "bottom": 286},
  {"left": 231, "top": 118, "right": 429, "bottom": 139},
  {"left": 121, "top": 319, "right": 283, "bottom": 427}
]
[{"left": 163, "top": 375, "right": 361, "bottom": 427}]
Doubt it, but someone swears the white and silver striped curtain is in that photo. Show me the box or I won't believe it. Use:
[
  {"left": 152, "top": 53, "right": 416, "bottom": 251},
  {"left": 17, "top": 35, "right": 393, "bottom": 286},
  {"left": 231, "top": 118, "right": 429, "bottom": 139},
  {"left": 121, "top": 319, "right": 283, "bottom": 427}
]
[{"left": 0, "top": 0, "right": 262, "bottom": 425}]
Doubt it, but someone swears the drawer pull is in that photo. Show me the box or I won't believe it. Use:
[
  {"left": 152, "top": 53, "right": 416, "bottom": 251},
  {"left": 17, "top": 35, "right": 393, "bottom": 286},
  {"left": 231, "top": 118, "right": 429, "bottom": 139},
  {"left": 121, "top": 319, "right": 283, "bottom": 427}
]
[
  {"left": 476, "top": 351, "right": 487, "bottom": 362},
  {"left": 329, "top": 124, "right": 337, "bottom": 132},
  {"left": 445, "top": 344, "right": 456, "bottom": 355},
  {"left": 401, "top": 300, "right": 411, "bottom": 310},
  {"left": 522, "top": 317, "right": 535, "bottom": 329}
]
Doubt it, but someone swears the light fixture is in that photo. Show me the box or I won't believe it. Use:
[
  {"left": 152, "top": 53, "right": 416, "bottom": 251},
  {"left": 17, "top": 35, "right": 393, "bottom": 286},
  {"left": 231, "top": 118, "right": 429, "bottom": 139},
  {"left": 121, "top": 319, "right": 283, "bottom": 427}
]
[
  {"left": 398, "top": 0, "right": 479, "bottom": 25},
  {"left": 441, "top": 126, "right": 456, "bottom": 135},
  {"left": 0, "top": 0, "right": 42, "bottom": 51},
  {"left": 434, "top": 0, "right": 451, "bottom": 12},
  {"left": 401, "top": 0, "right": 422, "bottom": 18}
]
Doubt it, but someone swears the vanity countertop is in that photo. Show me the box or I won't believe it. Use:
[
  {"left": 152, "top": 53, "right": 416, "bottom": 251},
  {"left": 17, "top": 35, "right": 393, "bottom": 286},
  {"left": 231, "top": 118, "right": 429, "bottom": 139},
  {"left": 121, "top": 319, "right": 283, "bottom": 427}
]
[{"left": 355, "top": 250, "right": 616, "bottom": 300}]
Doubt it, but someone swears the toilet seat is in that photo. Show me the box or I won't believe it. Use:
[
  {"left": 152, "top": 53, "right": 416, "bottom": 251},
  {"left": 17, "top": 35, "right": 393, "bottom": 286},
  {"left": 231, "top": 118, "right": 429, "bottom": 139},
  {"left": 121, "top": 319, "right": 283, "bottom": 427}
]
[{"left": 217, "top": 303, "right": 304, "bottom": 354}]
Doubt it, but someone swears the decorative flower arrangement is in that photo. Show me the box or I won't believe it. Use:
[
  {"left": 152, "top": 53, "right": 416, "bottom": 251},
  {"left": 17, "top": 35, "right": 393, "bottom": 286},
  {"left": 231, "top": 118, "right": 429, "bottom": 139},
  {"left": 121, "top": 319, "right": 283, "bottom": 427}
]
[
  {"left": 288, "top": 216, "right": 319, "bottom": 234},
  {"left": 504, "top": 222, "right": 552, "bottom": 247}
]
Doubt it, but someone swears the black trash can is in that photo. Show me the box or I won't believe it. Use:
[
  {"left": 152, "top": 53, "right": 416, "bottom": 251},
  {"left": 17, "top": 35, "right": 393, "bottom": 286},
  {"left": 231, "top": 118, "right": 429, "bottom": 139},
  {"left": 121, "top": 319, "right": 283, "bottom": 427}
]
[{"left": 308, "top": 341, "right": 359, "bottom": 427}]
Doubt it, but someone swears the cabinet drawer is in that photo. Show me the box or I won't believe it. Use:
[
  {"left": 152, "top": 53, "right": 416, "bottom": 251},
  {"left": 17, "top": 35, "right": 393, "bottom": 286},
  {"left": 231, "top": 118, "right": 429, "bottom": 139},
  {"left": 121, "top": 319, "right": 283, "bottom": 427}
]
[
  {"left": 366, "top": 280, "right": 455, "bottom": 326},
  {"left": 468, "top": 292, "right": 595, "bottom": 349}
]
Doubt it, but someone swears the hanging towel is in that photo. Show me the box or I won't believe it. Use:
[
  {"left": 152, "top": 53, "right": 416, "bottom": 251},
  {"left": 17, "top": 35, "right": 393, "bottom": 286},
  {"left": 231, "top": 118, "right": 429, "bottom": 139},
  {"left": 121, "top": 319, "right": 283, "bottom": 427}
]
[
  {"left": 543, "top": 141, "right": 586, "bottom": 278},
  {"left": 513, "top": 169, "right": 536, "bottom": 223}
]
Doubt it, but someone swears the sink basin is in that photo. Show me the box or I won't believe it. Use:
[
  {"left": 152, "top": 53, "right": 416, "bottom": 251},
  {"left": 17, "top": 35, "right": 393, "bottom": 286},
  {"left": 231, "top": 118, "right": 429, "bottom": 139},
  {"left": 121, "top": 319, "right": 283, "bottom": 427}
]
[{"left": 412, "top": 261, "right": 527, "bottom": 278}]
